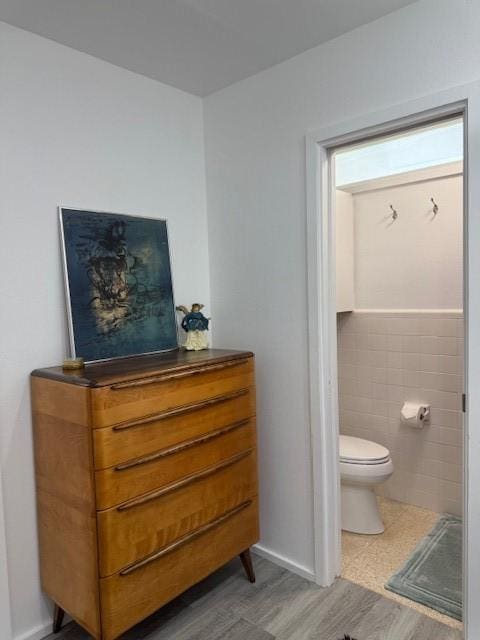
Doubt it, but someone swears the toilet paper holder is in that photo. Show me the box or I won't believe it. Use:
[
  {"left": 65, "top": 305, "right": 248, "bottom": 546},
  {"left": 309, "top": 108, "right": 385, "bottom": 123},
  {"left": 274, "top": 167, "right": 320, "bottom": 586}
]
[
  {"left": 418, "top": 406, "right": 430, "bottom": 423},
  {"left": 400, "top": 402, "right": 430, "bottom": 427}
]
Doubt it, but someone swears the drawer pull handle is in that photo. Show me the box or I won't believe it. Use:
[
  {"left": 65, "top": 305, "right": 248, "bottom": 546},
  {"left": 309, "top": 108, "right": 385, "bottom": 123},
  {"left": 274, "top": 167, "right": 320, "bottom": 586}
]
[
  {"left": 116, "top": 449, "right": 253, "bottom": 511},
  {"left": 114, "top": 419, "right": 251, "bottom": 471},
  {"left": 112, "top": 389, "right": 250, "bottom": 431},
  {"left": 110, "top": 359, "right": 250, "bottom": 390},
  {"left": 119, "top": 500, "right": 253, "bottom": 576}
]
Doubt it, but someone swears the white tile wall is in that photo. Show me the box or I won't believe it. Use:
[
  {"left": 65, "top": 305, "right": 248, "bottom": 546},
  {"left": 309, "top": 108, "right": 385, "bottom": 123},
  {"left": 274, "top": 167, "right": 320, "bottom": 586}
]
[{"left": 338, "top": 310, "right": 464, "bottom": 515}]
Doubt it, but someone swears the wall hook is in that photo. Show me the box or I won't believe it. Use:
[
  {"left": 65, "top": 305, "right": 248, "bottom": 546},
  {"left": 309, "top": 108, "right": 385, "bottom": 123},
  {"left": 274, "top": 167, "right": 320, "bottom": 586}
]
[
  {"left": 431, "top": 197, "right": 439, "bottom": 215},
  {"left": 390, "top": 204, "right": 398, "bottom": 221}
]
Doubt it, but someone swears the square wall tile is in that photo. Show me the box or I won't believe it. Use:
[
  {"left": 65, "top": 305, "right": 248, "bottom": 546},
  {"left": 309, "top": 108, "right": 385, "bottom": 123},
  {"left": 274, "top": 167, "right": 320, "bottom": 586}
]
[{"left": 337, "top": 310, "right": 464, "bottom": 515}]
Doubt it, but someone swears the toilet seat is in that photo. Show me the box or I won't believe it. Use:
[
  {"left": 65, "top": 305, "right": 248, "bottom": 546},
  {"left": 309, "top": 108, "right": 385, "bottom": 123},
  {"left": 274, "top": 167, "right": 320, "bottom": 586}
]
[{"left": 339, "top": 435, "right": 390, "bottom": 465}]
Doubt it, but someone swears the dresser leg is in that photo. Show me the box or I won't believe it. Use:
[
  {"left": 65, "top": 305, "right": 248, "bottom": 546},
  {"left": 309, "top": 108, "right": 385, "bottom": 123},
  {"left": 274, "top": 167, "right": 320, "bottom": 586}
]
[
  {"left": 239, "top": 548, "right": 256, "bottom": 583},
  {"left": 53, "top": 604, "right": 65, "bottom": 633}
]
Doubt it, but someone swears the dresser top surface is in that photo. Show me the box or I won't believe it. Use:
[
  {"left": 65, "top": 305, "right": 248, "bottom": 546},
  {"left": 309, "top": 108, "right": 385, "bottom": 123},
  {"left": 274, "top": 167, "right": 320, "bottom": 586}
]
[{"left": 31, "top": 349, "right": 253, "bottom": 387}]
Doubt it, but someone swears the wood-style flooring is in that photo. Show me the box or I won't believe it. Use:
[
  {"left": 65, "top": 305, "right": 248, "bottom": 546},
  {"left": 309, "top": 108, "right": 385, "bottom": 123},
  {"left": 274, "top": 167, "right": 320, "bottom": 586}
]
[{"left": 43, "top": 553, "right": 462, "bottom": 640}]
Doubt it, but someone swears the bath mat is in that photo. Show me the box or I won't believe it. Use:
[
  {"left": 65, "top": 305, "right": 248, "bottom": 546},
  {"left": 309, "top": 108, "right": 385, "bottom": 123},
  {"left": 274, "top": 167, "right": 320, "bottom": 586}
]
[{"left": 385, "top": 514, "right": 462, "bottom": 620}]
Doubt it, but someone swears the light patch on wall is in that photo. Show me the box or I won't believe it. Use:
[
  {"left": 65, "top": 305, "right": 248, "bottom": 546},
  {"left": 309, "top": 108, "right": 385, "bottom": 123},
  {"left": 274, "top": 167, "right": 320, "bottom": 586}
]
[{"left": 335, "top": 118, "right": 463, "bottom": 187}]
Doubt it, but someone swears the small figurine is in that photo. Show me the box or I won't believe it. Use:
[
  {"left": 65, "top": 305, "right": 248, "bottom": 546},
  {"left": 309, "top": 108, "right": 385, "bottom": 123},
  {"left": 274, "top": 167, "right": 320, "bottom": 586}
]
[{"left": 176, "top": 303, "right": 210, "bottom": 351}]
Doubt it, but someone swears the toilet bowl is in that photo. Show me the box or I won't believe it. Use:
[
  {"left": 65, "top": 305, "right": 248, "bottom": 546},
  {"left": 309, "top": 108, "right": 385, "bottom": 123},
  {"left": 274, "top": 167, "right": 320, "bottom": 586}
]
[{"left": 340, "top": 435, "right": 394, "bottom": 535}]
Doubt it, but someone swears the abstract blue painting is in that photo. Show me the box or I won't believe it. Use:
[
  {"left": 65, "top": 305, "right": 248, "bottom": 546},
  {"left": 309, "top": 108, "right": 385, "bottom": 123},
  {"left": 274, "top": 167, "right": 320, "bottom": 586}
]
[{"left": 60, "top": 208, "right": 178, "bottom": 362}]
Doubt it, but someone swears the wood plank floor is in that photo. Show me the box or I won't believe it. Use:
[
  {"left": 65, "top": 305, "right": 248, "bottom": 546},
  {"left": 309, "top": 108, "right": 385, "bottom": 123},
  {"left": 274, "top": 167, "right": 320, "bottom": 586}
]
[{"left": 44, "top": 553, "right": 462, "bottom": 640}]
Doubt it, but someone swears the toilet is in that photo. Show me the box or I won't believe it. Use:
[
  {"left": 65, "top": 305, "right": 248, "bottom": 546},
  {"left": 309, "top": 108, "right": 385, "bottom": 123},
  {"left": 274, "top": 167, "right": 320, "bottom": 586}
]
[{"left": 340, "top": 435, "right": 394, "bottom": 535}]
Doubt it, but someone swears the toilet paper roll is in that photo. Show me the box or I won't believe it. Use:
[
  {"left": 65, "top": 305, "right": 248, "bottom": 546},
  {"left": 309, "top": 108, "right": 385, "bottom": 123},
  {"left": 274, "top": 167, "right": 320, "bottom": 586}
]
[{"left": 400, "top": 402, "right": 430, "bottom": 428}]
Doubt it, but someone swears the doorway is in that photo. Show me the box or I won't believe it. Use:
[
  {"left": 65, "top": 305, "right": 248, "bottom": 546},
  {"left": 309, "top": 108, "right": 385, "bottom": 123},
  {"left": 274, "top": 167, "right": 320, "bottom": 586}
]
[
  {"left": 333, "top": 117, "right": 464, "bottom": 631},
  {"left": 305, "top": 84, "right": 480, "bottom": 638}
]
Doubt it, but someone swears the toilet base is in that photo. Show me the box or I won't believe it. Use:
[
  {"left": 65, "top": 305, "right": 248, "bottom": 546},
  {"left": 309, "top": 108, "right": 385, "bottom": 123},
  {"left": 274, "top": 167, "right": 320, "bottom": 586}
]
[{"left": 341, "top": 483, "right": 384, "bottom": 534}]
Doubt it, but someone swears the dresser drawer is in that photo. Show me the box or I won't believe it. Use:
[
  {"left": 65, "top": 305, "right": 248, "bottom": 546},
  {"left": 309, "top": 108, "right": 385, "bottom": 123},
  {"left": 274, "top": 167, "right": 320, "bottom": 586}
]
[
  {"left": 91, "top": 357, "right": 254, "bottom": 428},
  {"left": 97, "top": 450, "right": 257, "bottom": 577},
  {"left": 100, "top": 497, "right": 259, "bottom": 640},
  {"left": 95, "top": 419, "right": 256, "bottom": 509},
  {"left": 93, "top": 387, "right": 255, "bottom": 470}
]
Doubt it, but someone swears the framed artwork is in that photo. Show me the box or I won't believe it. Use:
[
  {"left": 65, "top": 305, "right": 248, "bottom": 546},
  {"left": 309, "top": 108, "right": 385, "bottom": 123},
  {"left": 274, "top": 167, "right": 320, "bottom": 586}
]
[{"left": 59, "top": 208, "right": 178, "bottom": 362}]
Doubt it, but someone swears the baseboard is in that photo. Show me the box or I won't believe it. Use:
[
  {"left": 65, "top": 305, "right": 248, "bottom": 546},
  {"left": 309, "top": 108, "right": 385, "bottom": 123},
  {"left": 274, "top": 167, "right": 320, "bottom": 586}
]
[
  {"left": 252, "top": 543, "right": 315, "bottom": 582},
  {"left": 14, "top": 614, "right": 72, "bottom": 640},
  {"left": 14, "top": 620, "right": 51, "bottom": 640}
]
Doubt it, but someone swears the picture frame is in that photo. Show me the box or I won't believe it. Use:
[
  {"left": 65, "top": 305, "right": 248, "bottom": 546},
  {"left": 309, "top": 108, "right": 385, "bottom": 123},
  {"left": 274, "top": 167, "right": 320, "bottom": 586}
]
[{"left": 59, "top": 207, "right": 178, "bottom": 363}]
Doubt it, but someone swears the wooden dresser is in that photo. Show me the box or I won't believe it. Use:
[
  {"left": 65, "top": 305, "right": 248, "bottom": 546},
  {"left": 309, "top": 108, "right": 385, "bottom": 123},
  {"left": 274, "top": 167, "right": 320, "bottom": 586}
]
[{"left": 31, "top": 349, "right": 258, "bottom": 640}]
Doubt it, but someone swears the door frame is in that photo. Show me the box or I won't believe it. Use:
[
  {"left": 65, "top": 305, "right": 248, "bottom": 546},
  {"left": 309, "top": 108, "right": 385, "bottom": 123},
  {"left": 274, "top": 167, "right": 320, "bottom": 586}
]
[{"left": 306, "top": 81, "right": 480, "bottom": 638}]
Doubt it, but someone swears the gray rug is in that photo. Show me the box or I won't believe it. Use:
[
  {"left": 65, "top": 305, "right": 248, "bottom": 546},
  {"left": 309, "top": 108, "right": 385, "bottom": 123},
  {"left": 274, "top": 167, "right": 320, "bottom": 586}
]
[{"left": 385, "top": 514, "right": 462, "bottom": 621}]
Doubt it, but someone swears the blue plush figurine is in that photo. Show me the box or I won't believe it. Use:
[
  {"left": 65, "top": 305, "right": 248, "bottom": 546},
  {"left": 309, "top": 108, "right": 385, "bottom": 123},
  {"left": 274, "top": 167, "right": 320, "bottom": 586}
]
[{"left": 176, "top": 303, "right": 210, "bottom": 350}]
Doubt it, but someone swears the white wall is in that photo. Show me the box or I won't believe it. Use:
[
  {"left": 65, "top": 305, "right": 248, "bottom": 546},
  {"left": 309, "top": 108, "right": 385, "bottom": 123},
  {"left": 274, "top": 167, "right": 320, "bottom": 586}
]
[
  {"left": 352, "top": 172, "right": 463, "bottom": 309},
  {"left": 0, "top": 22, "right": 210, "bottom": 640},
  {"left": 0, "top": 474, "right": 12, "bottom": 639},
  {"left": 204, "top": 0, "right": 480, "bottom": 575}
]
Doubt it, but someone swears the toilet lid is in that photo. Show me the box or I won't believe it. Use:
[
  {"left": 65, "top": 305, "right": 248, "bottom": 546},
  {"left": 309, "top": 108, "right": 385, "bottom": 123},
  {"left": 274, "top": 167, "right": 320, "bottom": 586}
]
[{"left": 339, "top": 435, "right": 390, "bottom": 465}]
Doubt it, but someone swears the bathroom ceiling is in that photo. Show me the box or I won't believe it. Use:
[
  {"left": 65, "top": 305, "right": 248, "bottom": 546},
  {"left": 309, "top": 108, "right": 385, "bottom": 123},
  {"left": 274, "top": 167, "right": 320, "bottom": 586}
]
[{"left": 0, "top": 0, "right": 419, "bottom": 96}]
